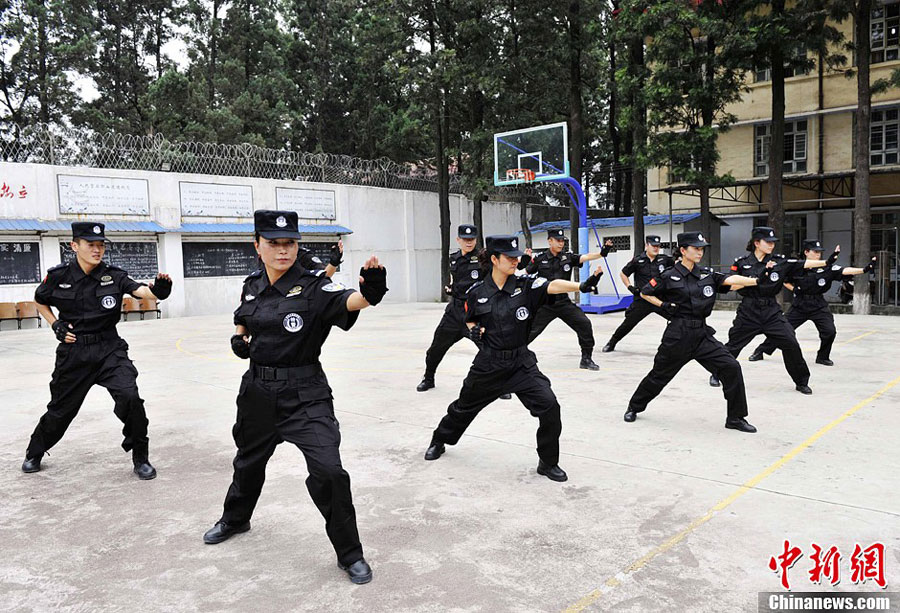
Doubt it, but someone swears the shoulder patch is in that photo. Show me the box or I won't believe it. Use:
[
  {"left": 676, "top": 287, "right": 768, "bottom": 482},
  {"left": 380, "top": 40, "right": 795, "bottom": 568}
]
[
  {"left": 321, "top": 282, "right": 347, "bottom": 292},
  {"left": 47, "top": 262, "right": 67, "bottom": 273},
  {"left": 315, "top": 269, "right": 326, "bottom": 277},
  {"left": 832, "top": 264, "right": 841, "bottom": 271},
  {"left": 311, "top": 256, "right": 322, "bottom": 264},
  {"left": 531, "top": 276, "right": 548, "bottom": 289}
]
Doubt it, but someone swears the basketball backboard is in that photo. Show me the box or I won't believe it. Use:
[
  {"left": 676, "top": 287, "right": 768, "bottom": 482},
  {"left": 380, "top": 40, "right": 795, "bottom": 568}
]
[{"left": 493, "top": 122, "right": 569, "bottom": 186}]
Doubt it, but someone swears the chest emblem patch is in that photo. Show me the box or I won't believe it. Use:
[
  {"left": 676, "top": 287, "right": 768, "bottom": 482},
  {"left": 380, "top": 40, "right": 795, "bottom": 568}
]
[
  {"left": 283, "top": 313, "right": 304, "bottom": 332},
  {"left": 244, "top": 294, "right": 255, "bottom": 301},
  {"left": 101, "top": 295, "right": 117, "bottom": 309},
  {"left": 702, "top": 285, "right": 714, "bottom": 297},
  {"left": 671, "top": 276, "right": 681, "bottom": 281},
  {"left": 658, "top": 264, "right": 665, "bottom": 273},
  {"left": 59, "top": 283, "right": 72, "bottom": 289},
  {"left": 286, "top": 285, "right": 303, "bottom": 297},
  {"left": 563, "top": 264, "right": 571, "bottom": 272},
  {"left": 512, "top": 288, "right": 523, "bottom": 297},
  {"left": 477, "top": 297, "right": 488, "bottom": 303},
  {"left": 470, "top": 270, "right": 479, "bottom": 279},
  {"left": 818, "top": 278, "right": 826, "bottom": 287},
  {"left": 515, "top": 306, "right": 529, "bottom": 320},
  {"left": 770, "top": 272, "right": 780, "bottom": 282}
]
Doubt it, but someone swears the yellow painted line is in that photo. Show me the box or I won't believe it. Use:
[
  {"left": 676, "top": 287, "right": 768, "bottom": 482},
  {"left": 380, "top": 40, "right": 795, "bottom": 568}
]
[{"left": 563, "top": 372, "right": 900, "bottom": 613}]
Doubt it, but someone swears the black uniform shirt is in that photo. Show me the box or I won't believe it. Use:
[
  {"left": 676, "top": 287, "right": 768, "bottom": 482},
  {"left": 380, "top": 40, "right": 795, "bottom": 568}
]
[
  {"left": 622, "top": 252, "right": 675, "bottom": 289},
  {"left": 35, "top": 260, "right": 144, "bottom": 334},
  {"left": 234, "top": 262, "right": 358, "bottom": 367},
  {"left": 730, "top": 253, "right": 804, "bottom": 299},
  {"left": 791, "top": 263, "right": 846, "bottom": 310},
  {"left": 641, "top": 262, "right": 731, "bottom": 319},
  {"left": 448, "top": 249, "right": 482, "bottom": 300},
  {"left": 298, "top": 248, "right": 328, "bottom": 272},
  {"left": 524, "top": 250, "right": 581, "bottom": 303},
  {"left": 465, "top": 273, "right": 551, "bottom": 350}
]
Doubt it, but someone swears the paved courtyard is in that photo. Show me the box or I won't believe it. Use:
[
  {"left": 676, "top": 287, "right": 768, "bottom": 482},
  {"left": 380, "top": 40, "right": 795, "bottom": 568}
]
[{"left": 0, "top": 303, "right": 897, "bottom": 612}]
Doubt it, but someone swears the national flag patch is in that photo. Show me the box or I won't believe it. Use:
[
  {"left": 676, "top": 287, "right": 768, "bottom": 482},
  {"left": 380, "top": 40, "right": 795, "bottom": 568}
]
[{"left": 649, "top": 278, "right": 657, "bottom": 287}]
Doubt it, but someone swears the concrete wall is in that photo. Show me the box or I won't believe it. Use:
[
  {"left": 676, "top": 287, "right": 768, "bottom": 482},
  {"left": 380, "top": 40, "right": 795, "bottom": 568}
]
[{"left": 0, "top": 161, "right": 531, "bottom": 318}]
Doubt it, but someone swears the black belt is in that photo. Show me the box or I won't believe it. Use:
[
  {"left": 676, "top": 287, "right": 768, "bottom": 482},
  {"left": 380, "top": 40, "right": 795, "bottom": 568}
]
[
  {"left": 73, "top": 329, "right": 119, "bottom": 345},
  {"left": 742, "top": 296, "right": 778, "bottom": 306},
  {"left": 252, "top": 362, "right": 323, "bottom": 381},
  {"left": 672, "top": 318, "right": 705, "bottom": 328},
  {"left": 481, "top": 346, "right": 527, "bottom": 360}
]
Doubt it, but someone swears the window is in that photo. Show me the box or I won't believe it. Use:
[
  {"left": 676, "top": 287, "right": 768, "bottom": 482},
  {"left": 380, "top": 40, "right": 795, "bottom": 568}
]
[
  {"left": 754, "top": 121, "right": 808, "bottom": 176},
  {"left": 870, "top": 107, "right": 900, "bottom": 166},
  {"left": 754, "top": 47, "right": 809, "bottom": 82},
  {"left": 667, "top": 157, "right": 698, "bottom": 185},
  {"left": 606, "top": 235, "right": 631, "bottom": 251},
  {"left": 871, "top": 2, "right": 900, "bottom": 64}
]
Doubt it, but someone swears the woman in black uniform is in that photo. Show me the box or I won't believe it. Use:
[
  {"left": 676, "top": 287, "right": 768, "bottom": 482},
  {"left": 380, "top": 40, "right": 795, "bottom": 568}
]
[
  {"left": 748, "top": 242, "right": 875, "bottom": 365},
  {"left": 423, "top": 234, "right": 603, "bottom": 482},
  {"left": 624, "top": 231, "right": 767, "bottom": 432},
  {"left": 203, "top": 210, "right": 388, "bottom": 585},
  {"left": 709, "top": 226, "right": 826, "bottom": 394}
]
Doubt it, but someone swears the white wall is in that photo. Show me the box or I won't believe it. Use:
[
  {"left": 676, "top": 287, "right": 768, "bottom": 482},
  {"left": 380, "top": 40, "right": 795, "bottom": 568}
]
[{"left": 0, "top": 161, "right": 525, "bottom": 317}]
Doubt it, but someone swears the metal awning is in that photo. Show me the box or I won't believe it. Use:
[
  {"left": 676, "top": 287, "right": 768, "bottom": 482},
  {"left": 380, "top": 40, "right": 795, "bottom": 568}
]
[
  {"left": 176, "top": 223, "right": 352, "bottom": 234},
  {"left": 0, "top": 219, "right": 169, "bottom": 232}
]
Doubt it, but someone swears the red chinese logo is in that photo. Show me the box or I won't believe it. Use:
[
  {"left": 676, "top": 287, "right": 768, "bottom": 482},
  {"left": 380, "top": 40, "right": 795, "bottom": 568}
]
[{"left": 770, "top": 541, "right": 887, "bottom": 590}]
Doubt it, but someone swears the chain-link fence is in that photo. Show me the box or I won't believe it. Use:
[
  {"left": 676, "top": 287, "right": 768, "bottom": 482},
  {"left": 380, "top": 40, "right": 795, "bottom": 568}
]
[{"left": 0, "top": 123, "right": 564, "bottom": 204}]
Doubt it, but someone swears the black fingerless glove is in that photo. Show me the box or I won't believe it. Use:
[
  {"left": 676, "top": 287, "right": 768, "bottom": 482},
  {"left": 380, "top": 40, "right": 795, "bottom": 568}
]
[
  {"left": 627, "top": 284, "right": 640, "bottom": 296},
  {"left": 151, "top": 276, "right": 172, "bottom": 300},
  {"left": 600, "top": 244, "right": 613, "bottom": 257},
  {"left": 359, "top": 266, "right": 388, "bottom": 305},
  {"left": 826, "top": 250, "right": 840, "bottom": 267},
  {"left": 230, "top": 334, "right": 250, "bottom": 359},
  {"left": 863, "top": 257, "right": 876, "bottom": 274},
  {"left": 328, "top": 244, "right": 343, "bottom": 267},
  {"left": 468, "top": 326, "right": 483, "bottom": 343},
  {"left": 579, "top": 270, "right": 603, "bottom": 294},
  {"left": 52, "top": 320, "right": 70, "bottom": 342},
  {"left": 517, "top": 254, "right": 532, "bottom": 269},
  {"left": 661, "top": 302, "right": 679, "bottom": 316}
]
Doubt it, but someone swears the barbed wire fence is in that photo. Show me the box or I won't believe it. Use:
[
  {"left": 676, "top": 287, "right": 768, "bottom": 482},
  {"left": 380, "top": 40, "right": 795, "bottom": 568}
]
[{"left": 0, "top": 123, "right": 570, "bottom": 206}]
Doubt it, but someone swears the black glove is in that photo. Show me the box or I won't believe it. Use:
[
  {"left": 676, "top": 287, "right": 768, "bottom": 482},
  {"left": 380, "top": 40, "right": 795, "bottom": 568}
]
[
  {"left": 517, "top": 254, "right": 532, "bottom": 269},
  {"left": 862, "top": 257, "right": 876, "bottom": 274},
  {"left": 600, "top": 243, "right": 613, "bottom": 257},
  {"left": 468, "top": 326, "right": 483, "bottom": 343},
  {"left": 231, "top": 334, "right": 250, "bottom": 359},
  {"left": 579, "top": 269, "right": 603, "bottom": 294},
  {"left": 151, "top": 276, "right": 172, "bottom": 300},
  {"left": 52, "top": 319, "right": 71, "bottom": 342},
  {"left": 328, "top": 244, "right": 343, "bottom": 267},
  {"left": 826, "top": 250, "right": 840, "bottom": 267},
  {"left": 359, "top": 266, "right": 388, "bottom": 305},
  {"left": 661, "top": 302, "right": 679, "bottom": 316},
  {"left": 627, "top": 284, "right": 640, "bottom": 296}
]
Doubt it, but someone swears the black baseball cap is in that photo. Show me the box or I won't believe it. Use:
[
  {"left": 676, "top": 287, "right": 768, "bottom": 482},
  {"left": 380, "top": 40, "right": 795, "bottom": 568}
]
[
  {"left": 486, "top": 235, "right": 525, "bottom": 257},
  {"left": 646, "top": 235, "right": 662, "bottom": 246},
  {"left": 548, "top": 229, "right": 566, "bottom": 240},
  {"left": 802, "top": 239, "right": 824, "bottom": 251},
  {"left": 255, "top": 210, "right": 301, "bottom": 240},
  {"left": 458, "top": 224, "right": 478, "bottom": 238},
  {"left": 677, "top": 231, "right": 710, "bottom": 248},
  {"left": 72, "top": 222, "right": 107, "bottom": 242},
  {"left": 751, "top": 226, "right": 779, "bottom": 242}
]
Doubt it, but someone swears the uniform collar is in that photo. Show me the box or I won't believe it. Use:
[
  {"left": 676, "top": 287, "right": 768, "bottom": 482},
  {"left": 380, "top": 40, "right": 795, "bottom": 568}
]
[
  {"left": 674, "top": 261, "right": 701, "bottom": 279},
  {"left": 486, "top": 272, "right": 517, "bottom": 296},
  {"left": 255, "top": 263, "right": 305, "bottom": 296},
  {"left": 69, "top": 259, "right": 107, "bottom": 281}
]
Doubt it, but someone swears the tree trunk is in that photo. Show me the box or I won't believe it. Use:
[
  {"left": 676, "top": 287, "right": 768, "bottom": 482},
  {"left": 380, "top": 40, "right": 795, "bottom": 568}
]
[
  {"left": 471, "top": 90, "right": 485, "bottom": 249},
  {"left": 37, "top": 0, "right": 49, "bottom": 124},
  {"left": 521, "top": 200, "right": 532, "bottom": 249},
  {"left": 609, "top": 31, "right": 622, "bottom": 218},
  {"left": 767, "top": 0, "right": 786, "bottom": 244},
  {"left": 630, "top": 36, "right": 645, "bottom": 255},
  {"left": 209, "top": 0, "right": 219, "bottom": 106},
  {"left": 853, "top": 0, "right": 873, "bottom": 314},
  {"left": 568, "top": 0, "right": 584, "bottom": 258},
  {"left": 698, "top": 37, "right": 716, "bottom": 265}
]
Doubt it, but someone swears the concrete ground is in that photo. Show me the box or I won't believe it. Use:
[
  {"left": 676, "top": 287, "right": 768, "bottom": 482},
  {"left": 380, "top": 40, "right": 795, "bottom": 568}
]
[{"left": 0, "top": 303, "right": 898, "bottom": 613}]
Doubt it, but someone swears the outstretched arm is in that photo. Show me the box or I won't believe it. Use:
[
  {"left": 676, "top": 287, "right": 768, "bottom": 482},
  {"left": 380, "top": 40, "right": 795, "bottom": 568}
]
[
  {"left": 578, "top": 240, "right": 614, "bottom": 264},
  {"left": 347, "top": 255, "right": 388, "bottom": 311}
]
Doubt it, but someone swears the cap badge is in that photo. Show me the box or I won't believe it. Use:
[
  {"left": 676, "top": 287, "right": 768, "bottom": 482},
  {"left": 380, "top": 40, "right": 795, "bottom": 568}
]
[
  {"left": 275, "top": 215, "right": 287, "bottom": 228},
  {"left": 511, "top": 239, "right": 517, "bottom": 249},
  {"left": 769, "top": 230, "right": 775, "bottom": 237},
  {"left": 93, "top": 226, "right": 101, "bottom": 234},
  {"left": 697, "top": 233, "right": 705, "bottom": 242}
]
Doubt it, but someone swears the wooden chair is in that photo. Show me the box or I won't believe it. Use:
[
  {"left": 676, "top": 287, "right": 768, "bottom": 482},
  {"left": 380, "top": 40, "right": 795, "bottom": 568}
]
[
  {"left": 138, "top": 297, "right": 161, "bottom": 320},
  {"left": 15, "top": 301, "right": 42, "bottom": 328},
  {"left": 0, "top": 302, "right": 20, "bottom": 330},
  {"left": 122, "top": 297, "right": 141, "bottom": 321}
]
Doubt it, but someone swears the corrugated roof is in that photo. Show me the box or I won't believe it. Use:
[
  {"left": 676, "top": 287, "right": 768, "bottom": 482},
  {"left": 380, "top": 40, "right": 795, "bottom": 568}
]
[
  {"left": 526, "top": 213, "right": 727, "bottom": 233},
  {"left": 0, "top": 218, "right": 169, "bottom": 232},
  {"left": 176, "top": 223, "right": 352, "bottom": 234}
]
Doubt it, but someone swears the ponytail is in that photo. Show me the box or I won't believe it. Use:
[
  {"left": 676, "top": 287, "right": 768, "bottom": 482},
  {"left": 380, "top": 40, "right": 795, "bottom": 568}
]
[{"left": 477, "top": 248, "right": 492, "bottom": 275}]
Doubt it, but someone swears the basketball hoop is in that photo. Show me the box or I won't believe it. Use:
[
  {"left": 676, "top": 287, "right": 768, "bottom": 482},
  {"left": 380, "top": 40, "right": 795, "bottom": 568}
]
[{"left": 506, "top": 168, "right": 536, "bottom": 182}]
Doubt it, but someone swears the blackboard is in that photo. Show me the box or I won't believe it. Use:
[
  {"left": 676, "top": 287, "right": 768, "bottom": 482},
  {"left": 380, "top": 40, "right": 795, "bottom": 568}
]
[
  {"left": 183, "top": 242, "right": 259, "bottom": 278},
  {"left": 60, "top": 241, "right": 159, "bottom": 280},
  {"left": 0, "top": 242, "right": 41, "bottom": 285}
]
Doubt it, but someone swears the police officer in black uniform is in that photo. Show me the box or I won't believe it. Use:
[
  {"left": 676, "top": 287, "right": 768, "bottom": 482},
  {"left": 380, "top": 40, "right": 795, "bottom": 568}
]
[
  {"left": 708, "top": 227, "right": 826, "bottom": 394},
  {"left": 624, "top": 231, "right": 762, "bottom": 432},
  {"left": 423, "top": 235, "right": 604, "bottom": 482},
  {"left": 518, "top": 229, "right": 613, "bottom": 370},
  {"left": 299, "top": 239, "right": 344, "bottom": 277},
  {"left": 22, "top": 222, "right": 173, "bottom": 479},
  {"left": 602, "top": 235, "right": 676, "bottom": 352},
  {"left": 416, "top": 224, "right": 483, "bottom": 391},
  {"left": 749, "top": 241, "right": 876, "bottom": 365},
  {"left": 203, "top": 210, "right": 388, "bottom": 586}
]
